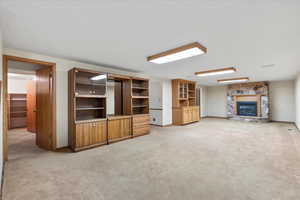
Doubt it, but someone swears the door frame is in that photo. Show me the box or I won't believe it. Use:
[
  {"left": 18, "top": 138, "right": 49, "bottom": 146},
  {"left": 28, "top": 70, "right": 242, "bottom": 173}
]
[{"left": 2, "top": 55, "right": 57, "bottom": 161}]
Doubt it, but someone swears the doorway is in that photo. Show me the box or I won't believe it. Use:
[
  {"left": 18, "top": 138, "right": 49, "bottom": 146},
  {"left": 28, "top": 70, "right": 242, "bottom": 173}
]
[{"left": 3, "top": 55, "right": 56, "bottom": 161}]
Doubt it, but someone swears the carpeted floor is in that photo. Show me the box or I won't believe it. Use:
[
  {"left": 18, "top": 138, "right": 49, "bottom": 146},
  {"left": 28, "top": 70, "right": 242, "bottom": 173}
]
[{"left": 3, "top": 119, "right": 300, "bottom": 200}]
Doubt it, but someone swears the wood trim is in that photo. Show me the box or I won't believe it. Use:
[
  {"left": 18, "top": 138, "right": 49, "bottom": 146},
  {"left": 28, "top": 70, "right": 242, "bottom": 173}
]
[
  {"left": 73, "top": 141, "right": 107, "bottom": 152},
  {"left": 107, "top": 73, "right": 131, "bottom": 80},
  {"left": 218, "top": 77, "right": 249, "bottom": 82},
  {"left": 147, "top": 42, "right": 207, "bottom": 61},
  {"left": 3, "top": 55, "right": 57, "bottom": 160},
  {"left": 270, "top": 120, "right": 295, "bottom": 124},
  {"left": 108, "top": 135, "right": 132, "bottom": 144},
  {"left": 195, "top": 67, "right": 236, "bottom": 76},
  {"left": 73, "top": 67, "right": 106, "bottom": 75},
  {"left": 150, "top": 124, "right": 173, "bottom": 127},
  {"left": 204, "top": 116, "right": 229, "bottom": 119},
  {"left": 3, "top": 55, "right": 55, "bottom": 66},
  {"left": 130, "top": 76, "right": 149, "bottom": 81},
  {"left": 150, "top": 108, "right": 163, "bottom": 111},
  {"left": 107, "top": 115, "right": 132, "bottom": 120},
  {"left": 2, "top": 57, "right": 8, "bottom": 161},
  {"left": 234, "top": 94, "right": 262, "bottom": 117}
]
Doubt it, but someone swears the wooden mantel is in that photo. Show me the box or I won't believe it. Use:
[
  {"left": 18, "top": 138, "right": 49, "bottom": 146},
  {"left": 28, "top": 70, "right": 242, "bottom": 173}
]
[{"left": 233, "top": 94, "right": 265, "bottom": 117}]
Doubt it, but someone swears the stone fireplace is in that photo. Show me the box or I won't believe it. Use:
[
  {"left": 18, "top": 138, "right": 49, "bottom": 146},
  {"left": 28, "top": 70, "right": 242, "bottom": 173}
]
[{"left": 227, "top": 82, "right": 270, "bottom": 121}]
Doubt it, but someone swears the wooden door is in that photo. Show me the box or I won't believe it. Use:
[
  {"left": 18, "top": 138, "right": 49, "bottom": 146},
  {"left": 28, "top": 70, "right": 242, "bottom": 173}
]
[
  {"left": 26, "top": 80, "right": 36, "bottom": 133},
  {"left": 36, "top": 68, "right": 53, "bottom": 150}
]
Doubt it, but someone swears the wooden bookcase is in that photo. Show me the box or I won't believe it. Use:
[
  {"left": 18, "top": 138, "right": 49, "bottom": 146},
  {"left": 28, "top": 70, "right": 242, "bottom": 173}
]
[
  {"left": 8, "top": 93, "right": 27, "bottom": 129},
  {"left": 131, "top": 77, "right": 150, "bottom": 137},
  {"left": 68, "top": 69, "right": 150, "bottom": 151},
  {"left": 131, "top": 78, "right": 149, "bottom": 115},
  {"left": 172, "top": 79, "right": 200, "bottom": 125},
  {"left": 68, "top": 68, "right": 108, "bottom": 151}
]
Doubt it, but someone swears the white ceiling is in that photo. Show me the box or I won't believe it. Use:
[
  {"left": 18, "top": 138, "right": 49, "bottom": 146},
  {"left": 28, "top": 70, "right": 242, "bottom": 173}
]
[{"left": 1, "top": 0, "right": 300, "bottom": 85}]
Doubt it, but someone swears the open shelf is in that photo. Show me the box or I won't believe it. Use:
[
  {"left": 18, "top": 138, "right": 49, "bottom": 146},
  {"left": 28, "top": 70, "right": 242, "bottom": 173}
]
[
  {"left": 132, "top": 105, "right": 148, "bottom": 108},
  {"left": 133, "top": 107, "right": 149, "bottom": 115},
  {"left": 75, "top": 70, "right": 107, "bottom": 96},
  {"left": 132, "top": 96, "right": 149, "bottom": 99},
  {"left": 131, "top": 78, "right": 149, "bottom": 115},
  {"left": 75, "top": 94, "right": 106, "bottom": 98},
  {"left": 76, "top": 107, "right": 104, "bottom": 111},
  {"left": 132, "top": 87, "right": 148, "bottom": 90},
  {"left": 9, "top": 93, "right": 27, "bottom": 129},
  {"left": 75, "top": 97, "right": 106, "bottom": 121}
]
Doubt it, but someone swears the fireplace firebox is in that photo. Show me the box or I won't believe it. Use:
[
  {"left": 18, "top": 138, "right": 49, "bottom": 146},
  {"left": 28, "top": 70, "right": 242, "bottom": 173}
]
[{"left": 237, "top": 101, "right": 257, "bottom": 116}]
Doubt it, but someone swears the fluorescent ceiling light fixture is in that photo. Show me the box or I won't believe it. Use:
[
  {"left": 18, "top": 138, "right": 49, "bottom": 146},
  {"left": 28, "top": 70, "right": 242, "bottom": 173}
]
[
  {"left": 147, "top": 42, "right": 207, "bottom": 64},
  {"left": 90, "top": 74, "right": 107, "bottom": 80},
  {"left": 195, "top": 67, "right": 236, "bottom": 77},
  {"left": 218, "top": 77, "right": 249, "bottom": 84}
]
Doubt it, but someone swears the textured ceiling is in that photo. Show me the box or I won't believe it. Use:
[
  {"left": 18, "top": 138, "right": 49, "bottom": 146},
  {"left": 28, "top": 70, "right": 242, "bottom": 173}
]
[{"left": 1, "top": 0, "right": 300, "bottom": 85}]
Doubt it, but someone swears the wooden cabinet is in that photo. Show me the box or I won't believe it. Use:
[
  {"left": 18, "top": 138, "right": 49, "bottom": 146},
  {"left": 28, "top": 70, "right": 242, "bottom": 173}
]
[
  {"left": 8, "top": 94, "right": 27, "bottom": 129},
  {"left": 69, "top": 68, "right": 108, "bottom": 151},
  {"left": 74, "top": 120, "right": 107, "bottom": 151},
  {"left": 132, "top": 114, "right": 150, "bottom": 137},
  {"left": 69, "top": 68, "right": 151, "bottom": 151},
  {"left": 172, "top": 79, "right": 200, "bottom": 125},
  {"left": 173, "top": 106, "right": 200, "bottom": 125},
  {"left": 108, "top": 116, "right": 132, "bottom": 143}
]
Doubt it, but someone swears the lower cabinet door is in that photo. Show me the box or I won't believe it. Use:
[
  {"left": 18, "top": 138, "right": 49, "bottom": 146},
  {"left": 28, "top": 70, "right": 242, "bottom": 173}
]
[
  {"left": 75, "top": 120, "right": 107, "bottom": 149},
  {"left": 194, "top": 108, "right": 200, "bottom": 121},
  {"left": 188, "top": 109, "right": 193, "bottom": 123},
  {"left": 108, "top": 117, "right": 132, "bottom": 142},
  {"left": 182, "top": 108, "right": 189, "bottom": 124},
  {"left": 182, "top": 107, "right": 200, "bottom": 124}
]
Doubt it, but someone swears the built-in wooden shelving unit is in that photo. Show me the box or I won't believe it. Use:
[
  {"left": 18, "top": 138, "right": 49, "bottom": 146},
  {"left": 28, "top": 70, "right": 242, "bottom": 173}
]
[
  {"left": 172, "top": 79, "right": 200, "bottom": 125},
  {"left": 8, "top": 93, "right": 27, "bottom": 129},
  {"left": 69, "top": 69, "right": 150, "bottom": 152},
  {"left": 69, "top": 68, "right": 108, "bottom": 151}
]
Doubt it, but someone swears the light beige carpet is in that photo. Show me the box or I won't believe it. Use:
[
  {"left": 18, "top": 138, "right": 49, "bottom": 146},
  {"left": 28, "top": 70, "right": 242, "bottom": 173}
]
[{"left": 3, "top": 119, "right": 300, "bottom": 200}]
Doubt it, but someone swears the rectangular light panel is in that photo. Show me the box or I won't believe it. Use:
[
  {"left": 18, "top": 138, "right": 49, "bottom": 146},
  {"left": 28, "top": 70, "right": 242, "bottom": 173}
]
[
  {"left": 218, "top": 77, "right": 249, "bottom": 84},
  {"left": 147, "top": 42, "right": 207, "bottom": 64},
  {"left": 195, "top": 67, "right": 236, "bottom": 77}
]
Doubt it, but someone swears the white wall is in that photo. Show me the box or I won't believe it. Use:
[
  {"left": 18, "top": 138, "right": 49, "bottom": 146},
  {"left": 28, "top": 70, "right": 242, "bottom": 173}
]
[
  {"left": 4, "top": 48, "right": 148, "bottom": 148},
  {"left": 149, "top": 80, "right": 163, "bottom": 125},
  {"left": 206, "top": 86, "right": 227, "bottom": 118},
  {"left": 269, "top": 80, "right": 295, "bottom": 122},
  {"left": 199, "top": 86, "right": 207, "bottom": 117},
  {"left": 149, "top": 79, "right": 172, "bottom": 126},
  {"left": 8, "top": 78, "right": 29, "bottom": 94},
  {"left": 0, "top": 28, "right": 3, "bottom": 187},
  {"left": 162, "top": 80, "right": 172, "bottom": 126},
  {"left": 296, "top": 74, "right": 300, "bottom": 129}
]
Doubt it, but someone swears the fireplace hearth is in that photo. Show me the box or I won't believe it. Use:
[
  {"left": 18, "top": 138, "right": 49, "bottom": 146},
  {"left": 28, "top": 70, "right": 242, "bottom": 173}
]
[{"left": 237, "top": 101, "right": 257, "bottom": 116}]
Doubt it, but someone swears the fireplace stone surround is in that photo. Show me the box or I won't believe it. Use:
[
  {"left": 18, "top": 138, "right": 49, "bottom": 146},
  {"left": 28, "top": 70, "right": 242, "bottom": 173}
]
[{"left": 227, "top": 82, "right": 270, "bottom": 122}]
